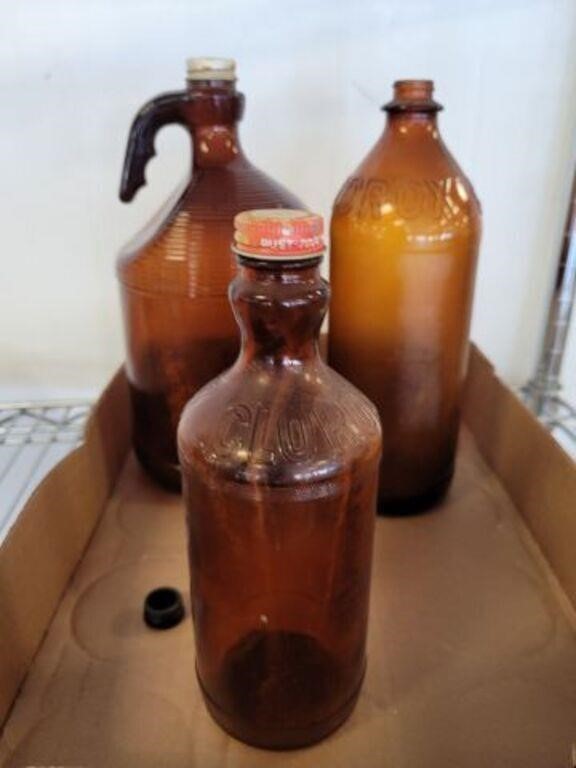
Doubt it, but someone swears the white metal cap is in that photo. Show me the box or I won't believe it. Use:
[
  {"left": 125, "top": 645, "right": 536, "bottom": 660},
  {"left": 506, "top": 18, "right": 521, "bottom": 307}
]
[{"left": 186, "top": 57, "right": 236, "bottom": 81}]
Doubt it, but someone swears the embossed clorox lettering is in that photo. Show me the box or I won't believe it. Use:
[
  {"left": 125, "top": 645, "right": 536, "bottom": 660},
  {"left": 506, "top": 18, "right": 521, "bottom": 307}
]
[
  {"left": 336, "top": 176, "right": 468, "bottom": 223},
  {"left": 213, "top": 390, "right": 378, "bottom": 465}
]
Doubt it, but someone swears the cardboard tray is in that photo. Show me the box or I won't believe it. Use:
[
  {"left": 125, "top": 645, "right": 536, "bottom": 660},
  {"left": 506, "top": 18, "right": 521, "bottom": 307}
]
[{"left": 1, "top": 346, "right": 576, "bottom": 767}]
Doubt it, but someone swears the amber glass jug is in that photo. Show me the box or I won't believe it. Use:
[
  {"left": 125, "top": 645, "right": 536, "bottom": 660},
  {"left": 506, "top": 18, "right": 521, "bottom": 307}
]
[
  {"left": 117, "top": 58, "right": 302, "bottom": 490},
  {"left": 329, "top": 80, "right": 481, "bottom": 514},
  {"left": 178, "top": 210, "right": 381, "bottom": 749}
]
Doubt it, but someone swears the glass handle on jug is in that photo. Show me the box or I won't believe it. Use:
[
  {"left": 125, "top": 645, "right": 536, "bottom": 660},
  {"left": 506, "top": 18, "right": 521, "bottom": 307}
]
[{"left": 119, "top": 91, "right": 187, "bottom": 203}]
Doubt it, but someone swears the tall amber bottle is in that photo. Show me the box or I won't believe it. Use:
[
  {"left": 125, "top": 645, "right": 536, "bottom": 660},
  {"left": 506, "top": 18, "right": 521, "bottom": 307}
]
[
  {"left": 329, "top": 80, "right": 481, "bottom": 513},
  {"left": 118, "top": 58, "right": 302, "bottom": 490},
  {"left": 178, "top": 210, "right": 381, "bottom": 749}
]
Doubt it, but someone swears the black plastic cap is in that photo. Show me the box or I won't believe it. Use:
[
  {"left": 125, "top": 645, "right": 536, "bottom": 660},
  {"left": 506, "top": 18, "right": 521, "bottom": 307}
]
[{"left": 143, "top": 587, "right": 185, "bottom": 630}]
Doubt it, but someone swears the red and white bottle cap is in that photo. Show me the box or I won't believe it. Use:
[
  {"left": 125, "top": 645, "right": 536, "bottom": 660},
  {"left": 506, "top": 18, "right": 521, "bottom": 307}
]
[{"left": 233, "top": 209, "right": 325, "bottom": 260}]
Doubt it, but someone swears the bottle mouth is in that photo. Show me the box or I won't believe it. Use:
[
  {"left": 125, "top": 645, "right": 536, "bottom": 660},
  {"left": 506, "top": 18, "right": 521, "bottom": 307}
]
[
  {"left": 233, "top": 209, "right": 325, "bottom": 262},
  {"left": 383, "top": 79, "right": 443, "bottom": 113}
]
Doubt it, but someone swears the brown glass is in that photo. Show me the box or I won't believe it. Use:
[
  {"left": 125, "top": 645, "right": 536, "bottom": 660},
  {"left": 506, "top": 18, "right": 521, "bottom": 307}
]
[
  {"left": 178, "top": 252, "right": 381, "bottom": 749},
  {"left": 329, "top": 80, "right": 481, "bottom": 514},
  {"left": 117, "top": 78, "right": 302, "bottom": 490}
]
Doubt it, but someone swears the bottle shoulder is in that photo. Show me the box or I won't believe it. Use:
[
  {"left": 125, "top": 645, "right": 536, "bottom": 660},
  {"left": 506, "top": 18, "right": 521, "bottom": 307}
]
[
  {"left": 333, "top": 131, "right": 481, "bottom": 232},
  {"left": 178, "top": 359, "right": 381, "bottom": 486},
  {"left": 333, "top": 162, "right": 480, "bottom": 247},
  {"left": 117, "top": 160, "right": 304, "bottom": 294}
]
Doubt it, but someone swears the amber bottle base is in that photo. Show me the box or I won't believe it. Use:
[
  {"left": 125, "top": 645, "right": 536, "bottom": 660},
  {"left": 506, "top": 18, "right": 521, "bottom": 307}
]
[
  {"left": 377, "top": 466, "right": 454, "bottom": 517},
  {"left": 134, "top": 445, "right": 182, "bottom": 493},
  {"left": 197, "top": 630, "right": 365, "bottom": 750}
]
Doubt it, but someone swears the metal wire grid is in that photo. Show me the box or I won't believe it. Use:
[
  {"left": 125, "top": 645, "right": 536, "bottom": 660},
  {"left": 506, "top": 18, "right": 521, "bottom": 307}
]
[
  {"left": 538, "top": 395, "right": 576, "bottom": 458},
  {"left": 0, "top": 385, "right": 572, "bottom": 547},
  {"left": 0, "top": 399, "right": 91, "bottom": 542},
  {"left": 520, "top": 382, "right": 576, "bottom": 459},
  {"left": 543, "top": 396, "right": 576, "bottom": 439}
]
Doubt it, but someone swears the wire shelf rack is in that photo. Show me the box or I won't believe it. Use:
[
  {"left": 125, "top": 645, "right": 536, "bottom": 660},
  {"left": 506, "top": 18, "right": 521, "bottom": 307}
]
[
  {"left": 538, "top": 395, "right": 576, "bottom": 458},
  {"left": 542, "top": 396, "right": 576, "bottom": 439},
  {"left": 0, "top": 386, "right": 572, "bottom": 547},
  {"left": 0, "top": 399, "right": 92, "bottom": 542},
  {"left": 520, "top": 383, "right": 576, "bottom": 459}
]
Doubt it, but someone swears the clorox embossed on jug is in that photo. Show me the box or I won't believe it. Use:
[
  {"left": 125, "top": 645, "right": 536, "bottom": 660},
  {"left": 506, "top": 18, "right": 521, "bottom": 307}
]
[
  {"left": 329, "top": 80, "right": 481, "bottom": 515},
  {"left": 178, "top": 210, "right": 381, "bottom": 749}
]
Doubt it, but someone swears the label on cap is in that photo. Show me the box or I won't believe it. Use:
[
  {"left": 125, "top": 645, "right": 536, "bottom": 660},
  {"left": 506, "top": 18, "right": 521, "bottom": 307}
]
[{"left": 233, "top": 209, "right": 325, "bottom": 259}]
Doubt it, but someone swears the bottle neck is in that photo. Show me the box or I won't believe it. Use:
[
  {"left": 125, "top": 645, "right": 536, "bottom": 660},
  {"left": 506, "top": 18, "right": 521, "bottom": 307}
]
[
  {"left": 230, "top": 257, "right": 328, "bottom": 366},
  {"left": 184, "top": 79, "right": 245, "bottom": 168},
  {"left": 383, "top": 79, "right": 442, "bottom": 139},
  {"left": 385, "top": 110, "right": 439, "bottom": 137}
]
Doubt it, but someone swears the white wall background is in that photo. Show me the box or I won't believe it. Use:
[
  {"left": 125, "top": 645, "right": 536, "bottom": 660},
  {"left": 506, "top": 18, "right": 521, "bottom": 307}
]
[{"left": 1, "top": 0, "right": 576, "bottom": 400}]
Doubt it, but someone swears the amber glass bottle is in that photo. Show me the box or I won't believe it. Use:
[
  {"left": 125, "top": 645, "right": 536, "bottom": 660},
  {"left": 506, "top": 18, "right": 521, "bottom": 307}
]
[
  {"left": 329, "top": 80, "right": 481, "bottom": 514},
  {"left": 178, "top": 210, "right": 381, "bottom": 749},
  {"left": 117, "top": 58, "right": 302, "bottom": 490}
]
